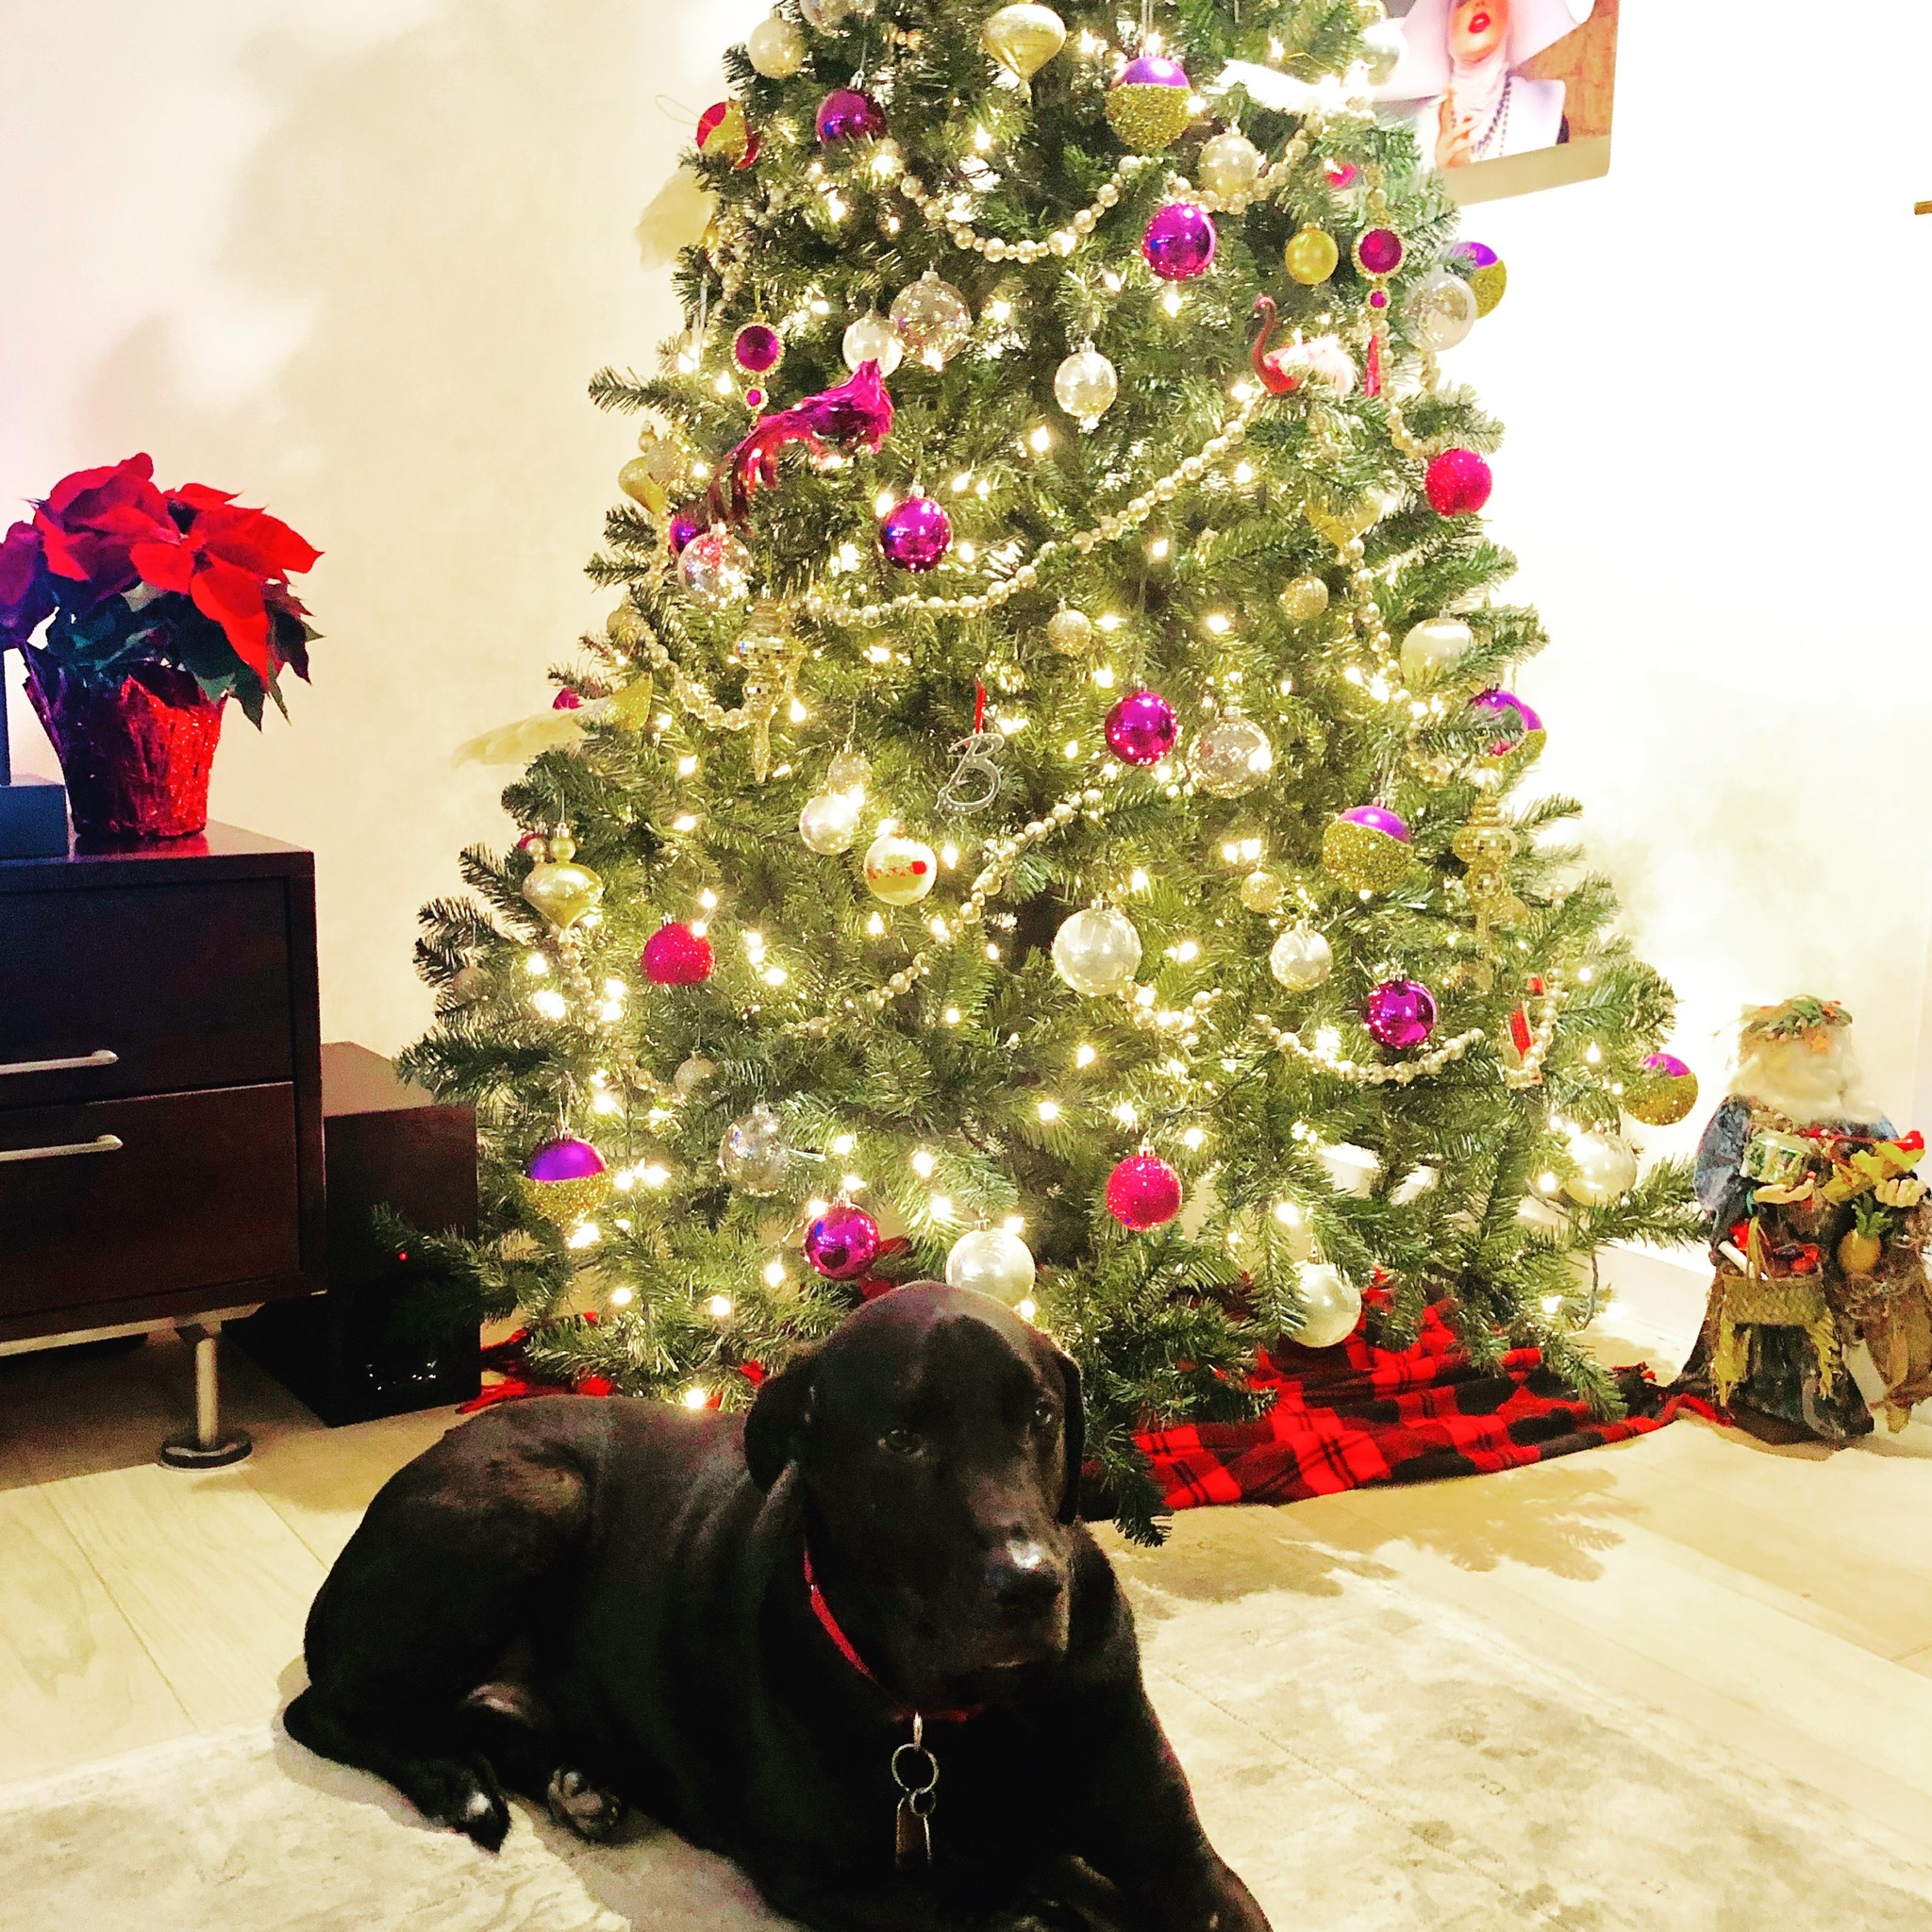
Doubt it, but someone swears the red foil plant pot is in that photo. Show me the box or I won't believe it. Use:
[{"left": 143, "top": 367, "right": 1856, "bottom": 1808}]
[
  {"left": 0, "top": 452, "right": 321, "bottom": 843},
  {"left": 25, "top": 658, "right": 225, "bottom": 841}
]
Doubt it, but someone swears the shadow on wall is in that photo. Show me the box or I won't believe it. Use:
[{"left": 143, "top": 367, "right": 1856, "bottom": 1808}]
[{"left": 32, "top": 1, "right": 726, "bottom": 1053}]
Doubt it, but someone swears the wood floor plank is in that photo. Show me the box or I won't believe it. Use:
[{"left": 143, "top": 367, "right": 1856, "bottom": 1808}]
[
  {"left": 37, "top": 1466, "right": 325, "bottom": 1732},
  {"left": 0, "top": 1477, "right": 193, "bottom": 1786}
]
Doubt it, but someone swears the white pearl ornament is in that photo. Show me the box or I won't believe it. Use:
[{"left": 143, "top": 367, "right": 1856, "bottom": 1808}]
[
  {"left": 746, "top": 12, "right": 807, "bottom": 76},
  {"left": 1054, "top": 344, "right": 1119, "bottom": 429},
  {"left": 1269, "top": 927, "right": 1333, "bottom": 991},
  {"left": 1052, "top": 906, "right": 1141, "bottom": 996},
  {"left": 1197, "top": 129, "right": 1265, "bottom": 200},
  {"left": 799, "top": 791, "right": 862, "bottom": 855},
  {"left": 1564, "top": 1133, "right": 1640, "bottom": 1207},
  {"left": 1409, "top": 270, "right": 1479, "bottom": 352},
  {"left": 1400, "top": 618, "right": 1474, "bottom": 684},
  {"left": 841, "top": 309, "right": 904, "bottom": 378},
  {"left": 1292, "top": 1262, "right": 1362, "bottom": 1349},
  {"left": 945, "top": 1226, "right": 1037, "bottom": 1304}
]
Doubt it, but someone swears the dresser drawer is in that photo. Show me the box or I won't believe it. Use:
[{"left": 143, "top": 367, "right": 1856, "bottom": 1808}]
[
  {"left": 0, "top": 881, "right": 293, "bottom": 1106},
  {"left": 0, "top": 1086, "right": 301, "bottom": 1321}
]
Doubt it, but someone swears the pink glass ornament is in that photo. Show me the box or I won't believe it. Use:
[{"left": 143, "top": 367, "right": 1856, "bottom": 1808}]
[
  {"left": 1424, "top": 448, "right": 1493, "bottom": 517},
  {"left": 552, "top": 689, "right": 584, "bottom": 710},
  {"left": 1104, "top": 689, "right": 1179, "bottom": 765},
  {"left": 1363, "top": 979, "right": 1438, "bottom": 1052},
  {"left": 1469, "top": 689, "right": 1544, "bottom": 756},
  {"left": 641, "top": 921, "right": 715, "bottom": 986},
  {"left": 1340, "top": 805, "right": 1409, "bottom": 842},
  {"left": 805, "top": 1201, "right": 883, "bottom": 1279},
  {"left": 1107, "top": 1154, "right": 1183, "bottom": 1232},
  {"left": 1324, "top": 159, "right": 1360, "bottom": 190},
  {"left": 526, "top": 1138, "right": 607, "bottom": 1184},
  {"left": 1142, "top": 203, "right": 1217, "bottom": 281},
  {"left": 733, "top": 324, "right": 784, "bottom": 375},
  {"left": 879, "top": 495, "right": 952, "bottom": 571},
  {"left": 816, "top": 89, "right": 886, "bottom": 144},
  {"left": 1356, "top": 227, "right": 1405, "bottom": 275}
]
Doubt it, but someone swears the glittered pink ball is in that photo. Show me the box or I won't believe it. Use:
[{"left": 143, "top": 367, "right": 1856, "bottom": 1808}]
[
  {"left": 733, "top": 324, "right": 784, "bottom": 375},
  {"left": 879, "top": 495, "right": 952, "bottom": 572},
  {"left": 1339, "top": 804, "right": 1410, "bottom": 843},
  {"left": 805, "top": 1202, "right": 883, "bottom": 1279},
  {"left": 1104, "top": 689, "right": 1179, "bottom": 766},
  {"left": 1106, "top": 1154, "right": 1184, "bottom": 1232},
  {"left": 1424, "top": 447, "right": 1493, "bottom": 517},
  {"left": 1142, "top": 203, "right": 1217, "bottom": 281},
  {"left": 1469, "top": 689, "right": 1544, "bottom": 756},
  {"left": 1363, "top": 979, "right": 1439, "bottom": 1052},
  {"left": 641, "top": 921, "right": 714, "bottom": 986},
  {"left": 816, "top": 89, "right": 886, "bottom": 144},
  {"left": 525, "top": 1137, "right": 608, "bottom": 1184}
]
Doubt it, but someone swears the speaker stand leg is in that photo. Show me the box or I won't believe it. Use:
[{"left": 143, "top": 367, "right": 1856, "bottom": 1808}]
[{"left": 159, "top": 1322, "right": 253, "bottom": 1469}]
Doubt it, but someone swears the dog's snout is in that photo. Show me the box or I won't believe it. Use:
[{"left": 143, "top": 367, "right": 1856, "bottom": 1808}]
[{"left": 985, "top": 1537, "right": 1065, "bottom": 1611}]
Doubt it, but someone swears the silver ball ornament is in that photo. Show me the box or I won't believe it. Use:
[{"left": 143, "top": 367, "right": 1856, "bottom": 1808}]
[
  {"left": 1239, "top": 870, "right": 1284, "bottom": 914},
  {"left": 1197, "top": 129, "right": 1264, "bottom": 200},
  {"left": 1410, "top": 269, "right": 1480, "bottom": 352},
  {"left": 799, "top": 791, "right": 862, "bottom": 855},
  {"left": 1400, "top": 618, "right": 1474, "bottom": 684},
  {"left": 720, "top": 1104, "right": 791, "bottom": 1196},
  {"left": 890, "top": 272, "right": 974, "bottom": 368},
  {"left": 841, "top": 309, "right": 904, "bottom": 377},
  {"left": 1052, "top": 906, "right": 1142, "bottom": 996},
  {"left": 1279, "top": 575, "right": 1330, "bottom": 625},
  {"left": 1564, "top": 1133, "right": 1640, "bottom": 1207},
  {"left": 944, "top": 1227, "right": 1037, "bottom": 1304},
  {"left": 679, "top": 529, "right": 753, "bottom": 608},
  {"left": 1269, "top": 927, "right": 1334, "bottom": 991},
  {"left": 1053, "top": 344, "right": 1118, "bottom": 428},
  {"left": 1292, "top": 1262, "right": 1362, "bottom": 1349},
  {"left": 1191, "top": 716, "right": 1274, "bottom": 798}
]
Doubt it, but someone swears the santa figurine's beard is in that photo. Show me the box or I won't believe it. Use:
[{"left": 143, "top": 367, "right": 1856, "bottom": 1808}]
[{"left": 1730, "top": 1038, "right": 1871, "bottom": 1125}]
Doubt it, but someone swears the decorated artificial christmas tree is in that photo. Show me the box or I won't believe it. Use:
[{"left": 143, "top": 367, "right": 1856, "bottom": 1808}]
[{"left": 405, "top": 0, "right": 1701, "bottom": 1537}]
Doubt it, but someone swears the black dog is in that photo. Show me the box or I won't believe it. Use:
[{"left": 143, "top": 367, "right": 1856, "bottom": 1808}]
[{"left": 286, "top": 1283, "right": 1271, "bottom": 1932}]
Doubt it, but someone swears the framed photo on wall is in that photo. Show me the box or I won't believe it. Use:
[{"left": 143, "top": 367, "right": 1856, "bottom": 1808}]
[{"left": 1374, "top": 0, "right": 1620, "bottom": 204}]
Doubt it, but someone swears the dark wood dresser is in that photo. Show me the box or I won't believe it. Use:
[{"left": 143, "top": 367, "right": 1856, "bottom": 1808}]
[{"left": 0, "top": 824, "right": 325, "bottom": 1379}]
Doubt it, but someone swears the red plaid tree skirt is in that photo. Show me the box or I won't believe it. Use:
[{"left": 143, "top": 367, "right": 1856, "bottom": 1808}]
[{"left": 1135, "top": 1300, "right": 1717, "bottom": 1511}]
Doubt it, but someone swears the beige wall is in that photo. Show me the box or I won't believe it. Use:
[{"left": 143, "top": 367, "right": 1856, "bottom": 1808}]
[{"left": 5, "top": 1, "right": 1931, "bottom": 1144}]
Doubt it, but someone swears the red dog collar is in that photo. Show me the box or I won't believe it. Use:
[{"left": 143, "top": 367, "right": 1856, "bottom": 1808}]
[{"left": 803, "top": 1545, "right": 978, "bottom": 1725}]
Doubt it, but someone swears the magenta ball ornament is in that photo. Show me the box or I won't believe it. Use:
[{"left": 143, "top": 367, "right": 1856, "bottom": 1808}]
[
  {"left": 1424, "top": 447, "right": 1493, "bottom": 517},
  {"left": 668, "top": 510, "right": 702, "bottom": 556},
  {"left": 732, "top": 324, "right": 784, "bottom": 376},
  {"left": 815, "top": 88, "right": 886, "bottom": 143},
  {"left": 1142, "top": 202, "right": 1217, "bottom": 281},
  {"left": 804, "top": 1201, "right": 883, "bottom": 1278},
  {"left": 1104, "top": 689, "right": 1179, "bottom": 766},
  {"left": 879, "top": 495, "right": 952, "bottom": 572},
  {"left": 1106, "top": 1154, "right": 1184, "bottom": 1232},
  {"left": 641, "top": 921, "right": 714, "bottom": 986},
  {"left": 1363, "top": 979, "right": 1439, "bottom": 1052},
  {"left": 526, "top": 1138, "right": 606, "bottom": 1184},
  {"left": 1469, "top": 689, "right": 1545, "bottom": 757}
]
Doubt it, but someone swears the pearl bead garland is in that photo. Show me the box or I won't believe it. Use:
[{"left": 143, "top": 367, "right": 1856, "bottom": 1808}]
[{"left": 1255, "top": 1013, "right": 1486, "bottom": 1086}]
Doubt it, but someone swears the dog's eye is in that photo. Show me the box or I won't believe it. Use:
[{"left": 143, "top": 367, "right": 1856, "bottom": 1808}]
[
  {"left": 881, "top": 1428, "right": 923, "bottom": 1457},
  {"left": 1031, "top": 1398, "right": 1058, "bottom": 1432}
]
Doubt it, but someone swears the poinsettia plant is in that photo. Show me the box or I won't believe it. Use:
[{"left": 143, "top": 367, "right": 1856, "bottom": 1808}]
[{"left": 0, "top": 454, "right": 321, "bottom": 724}]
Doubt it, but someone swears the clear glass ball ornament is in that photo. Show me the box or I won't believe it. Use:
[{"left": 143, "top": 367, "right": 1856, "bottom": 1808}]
[
  {"left": 1197, "top": 129, "right": 1264, "bottom": 199},
  {"left": 799, "top": 791, "right": 862, "bottom": 854},
  {"left": 841, "top": 308, "right": 904, "bottom": 377},
  {"left": 944, "top": 1226, "right": 1037, "bottom": 1304},
  {"left": 1279, "top": 575, "right": 1330, "bottom": 625},
  {"left": 1053, "top": 343, "right": 1118, "bottom": 428},
  {"left": 890, "top": 271, "right": 974, "bottom": 368},
  {"left": 1409, "top": 270, "right": 1480, "bottom": 352},
  {"left": 1269, "top": 926, "right": 1334, "bottom": 991},
  {"left": 720, "top": 1103, "right": 791, "bottom": 1196},
  {"left": 1239, "top": 870, "right": 1284, "bottom": 914},
  {"left": 679, "top": 529, "right": 753, "bottom": 608},
  {"left": 825, "top": 747, "right": 871, "bottom": 794},
  {"left": 1191, "top": 716, "right": 1274, "bottom": 798},
  {"left": 1052, "top": 906, "right": 1141, "bottom": 995}
]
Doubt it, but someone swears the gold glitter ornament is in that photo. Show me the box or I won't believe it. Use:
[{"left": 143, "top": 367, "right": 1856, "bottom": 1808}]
[
  {"left": 1106, "top": 60, "right": 1195, "bottom": 154},
  {"left": 1045, "top": 608, "right": 1094, "bottom": 656},
  {"left": 1450, "top": 790, "right": 1525, "bottom": 950},
  {"left": 1624, "top": 1058, "right": 1701, "bottom": 1127},
  {"left": 1278, "top": 575, "right": 1330, "bottom": 625},
  {"left": 981, "top": 2, "right": 1066, "bottom": 82},
  {"left": 521, "top": 831, "right": 605, "bottom": 932},
  {"left": 1284, "top": 225, "right": 1341, "bottom": 285},
  {"left": 1467, "top": 258, "right": 1508, "bottom": 316},
  {"left": 1321, "top": 811, "right": 1414, "bottom": 893},
  {"left": 1239, "top": 870, "right": 1284, "bottom": 914},
  {"left": 516, "top": 1170, "right": 612, "bottom": 1225}
]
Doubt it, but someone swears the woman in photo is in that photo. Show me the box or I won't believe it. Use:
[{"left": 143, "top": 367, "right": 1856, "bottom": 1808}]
[{"left": 1378, "top": 0, "right": 1595, "bottom": 172}]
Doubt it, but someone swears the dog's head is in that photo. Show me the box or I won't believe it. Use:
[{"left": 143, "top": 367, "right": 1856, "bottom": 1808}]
[{"left": 743, "top": 1282, "right": 1083, "bottom": 1692}]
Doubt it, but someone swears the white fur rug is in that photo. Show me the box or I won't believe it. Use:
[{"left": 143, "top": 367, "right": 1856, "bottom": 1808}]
[{"left": 4, "top": 1548, "right": 1932, "bottom": 1932}]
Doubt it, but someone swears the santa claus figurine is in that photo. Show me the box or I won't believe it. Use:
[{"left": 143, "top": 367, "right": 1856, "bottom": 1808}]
[{"left": 1678, "top": 998, "right": 1932, "bottom": 1441}]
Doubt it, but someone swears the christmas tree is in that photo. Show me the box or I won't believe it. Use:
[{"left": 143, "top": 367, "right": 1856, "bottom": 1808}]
[{"left": 404, "top": 0, "right": 1701, "bottom": 1539}]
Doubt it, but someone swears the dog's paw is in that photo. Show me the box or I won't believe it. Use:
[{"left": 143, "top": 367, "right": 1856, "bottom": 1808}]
[
  {"left": 410, "top": 1756, "right": 512, "bottom": 1852},
  {"left": 546, "top": 1766, "right": 627, "bottom": 1842}
]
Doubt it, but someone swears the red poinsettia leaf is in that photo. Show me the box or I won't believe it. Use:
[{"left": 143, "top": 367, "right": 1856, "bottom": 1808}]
[
  {"left": 169, "top": 482, "right": 240, "bottom": 512},
  {"left": 128, "top": 538, "right": 195, "bottom": 592},
  {"left": 190, "top": 558, "right": 275, "bottom": 683},
  {"left": 43, "top": 452, "right": 157, "bottom": 516},
  {"left": 195, "top": 504, "right": 322, "bottom": 577}
]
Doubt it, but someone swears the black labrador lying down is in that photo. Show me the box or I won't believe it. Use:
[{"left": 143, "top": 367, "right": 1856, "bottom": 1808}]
[{"left": 287, "top": 1282, "right": 1270, "bottom": 1932}]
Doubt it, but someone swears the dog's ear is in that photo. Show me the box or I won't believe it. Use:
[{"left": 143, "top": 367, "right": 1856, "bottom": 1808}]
[
  {"left": 1052, "top": 1344, "right": 1085, "bottom": 1525},
  {"left": 744, "top": 1347, "right": 818, "bottom": 1491}
]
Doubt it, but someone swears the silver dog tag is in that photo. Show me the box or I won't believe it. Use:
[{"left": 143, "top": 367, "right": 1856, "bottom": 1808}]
[{"left": 891, "top": 1715, "right": 939, "bottom": 1870}]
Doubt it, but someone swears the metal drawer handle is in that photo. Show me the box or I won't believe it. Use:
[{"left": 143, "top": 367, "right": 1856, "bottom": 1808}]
[
  {"left": 0, "top": 1133, "right": 125, "bottom": 1165},
  {"left": 0, "top": 1050, "right": 120, "bottom": 1078}
]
